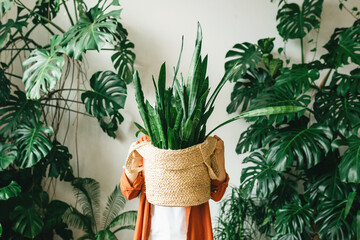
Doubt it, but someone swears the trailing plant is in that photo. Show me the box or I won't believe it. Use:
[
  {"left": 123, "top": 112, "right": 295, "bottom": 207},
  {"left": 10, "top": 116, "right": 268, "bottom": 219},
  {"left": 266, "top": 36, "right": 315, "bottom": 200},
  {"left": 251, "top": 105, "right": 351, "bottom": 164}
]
[
  {"left": 62, "top": 177, "right": 137, "bottom": 240},
  {"left": 0, "top": 0, "right": 135, "bottom": 238},
  {"left": 133, "top": 23, "right": 303, "bottom": 150},
  {"left": 216, "top": 1, "right": 360, "bottom": 239}
]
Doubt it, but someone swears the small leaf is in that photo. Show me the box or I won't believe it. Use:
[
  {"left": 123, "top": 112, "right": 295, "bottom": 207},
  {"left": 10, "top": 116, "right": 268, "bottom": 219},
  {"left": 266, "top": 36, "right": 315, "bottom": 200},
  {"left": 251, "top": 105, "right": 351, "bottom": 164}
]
[
  {"left": 0, "top": 142, "right": 17, "bottom": 170},
  {"left": 0, "top": 181, "right": 21, "bottom": 200}
]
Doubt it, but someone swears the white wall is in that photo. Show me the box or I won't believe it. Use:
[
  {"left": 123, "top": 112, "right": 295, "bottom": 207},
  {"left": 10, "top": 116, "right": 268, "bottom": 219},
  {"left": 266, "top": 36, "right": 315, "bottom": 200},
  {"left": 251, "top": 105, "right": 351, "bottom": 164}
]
[{"left": 3, "top": 0, "right": 358, "bottom": 239}]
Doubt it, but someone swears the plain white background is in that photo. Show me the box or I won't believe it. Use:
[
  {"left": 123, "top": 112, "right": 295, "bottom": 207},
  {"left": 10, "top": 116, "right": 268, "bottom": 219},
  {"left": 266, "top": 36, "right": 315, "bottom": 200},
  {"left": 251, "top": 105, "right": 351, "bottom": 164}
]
[{"left": 3, "top": 0, "right": 358, "bottom": 239}]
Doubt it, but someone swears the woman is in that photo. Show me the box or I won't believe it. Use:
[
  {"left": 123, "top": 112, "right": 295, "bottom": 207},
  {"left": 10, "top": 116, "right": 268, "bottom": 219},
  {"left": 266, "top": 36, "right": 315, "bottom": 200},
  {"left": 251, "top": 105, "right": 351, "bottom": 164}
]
[{"left": 120, "top": 135, "right": 229, "bottom": 240}]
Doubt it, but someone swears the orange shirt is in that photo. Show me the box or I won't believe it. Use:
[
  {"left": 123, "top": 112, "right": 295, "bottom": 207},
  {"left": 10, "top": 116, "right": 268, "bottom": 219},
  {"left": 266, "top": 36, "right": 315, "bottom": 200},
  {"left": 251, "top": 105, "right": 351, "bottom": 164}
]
[{"left": 120, "top": 135, "right": 230, "bottom": 240}]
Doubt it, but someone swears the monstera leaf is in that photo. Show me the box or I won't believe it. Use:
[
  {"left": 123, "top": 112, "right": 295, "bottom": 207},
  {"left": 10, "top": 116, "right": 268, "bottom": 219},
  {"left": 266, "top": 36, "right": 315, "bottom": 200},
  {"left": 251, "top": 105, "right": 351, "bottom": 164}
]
[
  {"left": 240, "top": 150, "right": 282, "bottom": 198},
  {"left": 32, "top": 0, "right": 60, "bottom": 24},
  {"left": 10, "top": 204, "right": 44, "bottom": 238},
  {"left": 22, "top": 34, "right": 65, "bottom": 100},
  {"left": 316, "top": 196, "right": 356, "bottom": 240},
  {"left": 0, "top": 68, "right": 10, "bottom": 103},
  {"left": 111, "top": 39, "right": 135, "bottom": 84},
  {"left": 322, "top": 21, "right": 360, "bottom": 67},
  {"left": 275, "top": 66, "right": 319, "bottom": 96},
  {"left": 60, "top": 5, "right": 121, "bottom": 61},
  {"left": 266, "top": 124, "right": 333, "bottom": 171},
  {"left": 330, "top": 69, "right": 360, "bottom": 96},
  {"left": 81, "top": 70, "right": 126, "bottom": 119},
  {"left": 235, "top": 119, "right": 275, "bottom": 154},
  {"left": 276, "top": 0, "right": 323, "bottom": 40},
  {"left": 314, "top": 86, "right": 360, "bottom": 131},
  {"left": 0, "top": 180, "right": 21, "bottom": 200},
  {"left": 274, "top": 200, "right": 313, "bottom": 238},
  {"left": 98, "top": 112, "right": 124, "bottom": 139},
  {"left": 0, "top": 18, "right": 28, "bottom": 48},
  {"left": 227, "top": 68, "right": 272, "bottom": 113},
  {"left": 224, "top": 42, "right": 262, "bottom": 81},
  {"left": 11, "top": 118, "right": 54, "bottom": 168},
  {"left": 0, "top": 0, "right": 12, "bottom": 16},
  {"left": 335, "top": 136, "right": 360, "bottom": 183},
  {"left": 0, "top": 90, "right": 42, "bottom": 138},
  {"left": 0, "top": 142, "right": 17, "bottom": 170}
]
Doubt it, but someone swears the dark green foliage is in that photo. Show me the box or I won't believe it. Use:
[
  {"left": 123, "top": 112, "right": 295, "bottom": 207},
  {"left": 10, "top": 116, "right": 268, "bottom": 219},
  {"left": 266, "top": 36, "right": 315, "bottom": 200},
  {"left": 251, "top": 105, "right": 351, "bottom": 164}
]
[
  {"left": 216, "top": 1, "right": 360, "bottom": 239},
  {"left": 32, "top": 0, "right": 61, "bottom": 24},
  {"left": 0, "top": 180, "right": 21, "bottom": 200},
  {"left": 0, "top": 68, "right": 10, "bottom": 103}
]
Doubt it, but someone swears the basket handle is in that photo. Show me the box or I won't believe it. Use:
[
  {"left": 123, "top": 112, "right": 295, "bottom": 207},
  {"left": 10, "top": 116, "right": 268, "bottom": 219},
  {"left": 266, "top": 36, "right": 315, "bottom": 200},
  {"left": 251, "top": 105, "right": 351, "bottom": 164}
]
[
  {"left": 199, "top": 143, "right": 221, "bottom": 180},
  {"left": 124, "top": 141, "right": 150, "bottom": 174}
]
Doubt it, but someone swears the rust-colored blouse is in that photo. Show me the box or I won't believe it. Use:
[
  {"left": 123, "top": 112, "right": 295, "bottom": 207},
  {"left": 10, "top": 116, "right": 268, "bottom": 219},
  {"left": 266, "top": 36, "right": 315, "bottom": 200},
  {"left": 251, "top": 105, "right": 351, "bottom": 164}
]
[{"left": 120, "top": 135, "right": 230, "bottom": 240}]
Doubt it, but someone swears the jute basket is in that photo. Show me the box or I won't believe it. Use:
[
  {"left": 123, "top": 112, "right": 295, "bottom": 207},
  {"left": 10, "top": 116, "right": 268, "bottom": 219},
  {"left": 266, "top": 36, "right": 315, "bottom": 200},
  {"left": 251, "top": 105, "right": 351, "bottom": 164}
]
[{"left": 125, "top": 136, "right": 221, "bottom": 207}]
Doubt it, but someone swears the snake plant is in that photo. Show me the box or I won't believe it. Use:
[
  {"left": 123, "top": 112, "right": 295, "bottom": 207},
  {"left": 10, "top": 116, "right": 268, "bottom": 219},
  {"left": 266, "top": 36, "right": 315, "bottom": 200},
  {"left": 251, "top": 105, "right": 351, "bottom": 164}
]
[{"left": 133, "top": 23, "right": 303, "bottom": 150}]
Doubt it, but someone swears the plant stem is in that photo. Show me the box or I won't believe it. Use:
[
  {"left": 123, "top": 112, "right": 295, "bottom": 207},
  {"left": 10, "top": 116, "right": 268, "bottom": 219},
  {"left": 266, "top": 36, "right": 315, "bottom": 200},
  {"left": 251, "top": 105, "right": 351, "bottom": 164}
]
[
  {"left": 319, "top": 69, "right": 333, "bottom": 89},
  {"left": 73, "top": 0, "right": 78, "bottom": 22},
  {"left": 40, "top": 97, "right": 83, "bottom": 104},
  {"left": 42, "top": 103, "right": 92, "bottom": 117},
  {"left": 4, "top": 72, "right": 22, "bottom": 79},
  {"left": 61, "top": 0, "right": 74, "bottom": 26},
  {"left": 300, "top": 37, "right": 304, "bottom": 64}
]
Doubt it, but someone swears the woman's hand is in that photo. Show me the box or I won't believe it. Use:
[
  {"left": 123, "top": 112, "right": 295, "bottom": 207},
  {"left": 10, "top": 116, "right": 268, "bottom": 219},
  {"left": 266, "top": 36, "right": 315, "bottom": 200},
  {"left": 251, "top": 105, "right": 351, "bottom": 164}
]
[
  {"left": 214, "top": 135, "right": 226, "bottom": 182},
  {"left": 124, "top": 142, "right": 143, "bottom": 184}
]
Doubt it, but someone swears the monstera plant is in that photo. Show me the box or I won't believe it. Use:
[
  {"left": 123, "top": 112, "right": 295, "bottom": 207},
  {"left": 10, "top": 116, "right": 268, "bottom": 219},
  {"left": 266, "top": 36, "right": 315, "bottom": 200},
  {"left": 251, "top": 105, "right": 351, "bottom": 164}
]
[
  {"left": 0, "top": 0, "right": 135, "bottom": 238},
  {"left": 216, "top": 0, "right": 360, "bottom": 240}
]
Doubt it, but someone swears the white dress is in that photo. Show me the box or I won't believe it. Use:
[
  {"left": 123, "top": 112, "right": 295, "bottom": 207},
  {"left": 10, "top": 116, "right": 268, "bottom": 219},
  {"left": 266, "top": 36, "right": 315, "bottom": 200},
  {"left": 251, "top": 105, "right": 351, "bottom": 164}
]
[{"left": 148, "top": 204, "right": 187, "bottom": 240}]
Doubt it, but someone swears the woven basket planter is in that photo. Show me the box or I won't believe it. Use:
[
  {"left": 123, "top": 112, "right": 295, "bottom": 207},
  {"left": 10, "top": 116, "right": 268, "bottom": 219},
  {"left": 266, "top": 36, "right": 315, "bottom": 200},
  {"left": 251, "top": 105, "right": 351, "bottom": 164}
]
[{"left": 125, "top": 136, "right": 221, "bottom": 207}]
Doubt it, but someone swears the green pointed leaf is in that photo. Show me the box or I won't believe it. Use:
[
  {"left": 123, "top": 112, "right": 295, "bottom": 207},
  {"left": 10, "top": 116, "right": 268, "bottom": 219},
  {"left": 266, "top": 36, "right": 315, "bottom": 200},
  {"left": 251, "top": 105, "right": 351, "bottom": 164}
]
[
  {"left": 0, "top": 180, "right": 21, "bottom": 200},
  {"left": 240, "top": 150, "right": 282, "bottom": 198},
  {"left": 102, "top": 185, "right": 126, "bottom": 229},
  {"left": 108, "top": 211, "right": 137, "bottom": 229},
  {"left": 10, "top": 204, "right": 44, "bottom": 238},
  {"left": 276, "top": 0, "right": 323, "bottom": 40},
  {"left": 0, "top": 90, "right": 42, "bottom": 138},
  {"left": 338, "top": 136, "right": 360, "bottom": 183},
  {"left": 12, "top": 118, "right": 54, "bottom": 169},
  {"left": 344, "top": 192, "right": 356, "bottom": 218},
  {"left": 22, "top": 34, "right": 65, "bottom": 100},
  {"left": 266, "top": 124, "right": 333, "bottom": 171},
  {"left": 95, "top": 229, "right": 117, "bottom": 240},
  {"left": 224, "top": 42, "right": 262, "bottom": 81},
  {"left": 60, "top": 6, "right": 119, "bottom": 61},
  {"left": 81, "top": 70, "right": 127, "bottom": 119},
  {"left": 0, "top": 142, "right": 17, "bottom": 170},
  {"left": 62, "top": 206, "right": 93, "bottom": 234}
]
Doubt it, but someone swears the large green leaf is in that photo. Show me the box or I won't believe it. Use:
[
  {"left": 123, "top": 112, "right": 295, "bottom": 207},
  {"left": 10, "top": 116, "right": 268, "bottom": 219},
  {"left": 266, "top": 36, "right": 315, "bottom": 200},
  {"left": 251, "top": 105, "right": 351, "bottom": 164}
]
[
  {"left": 60, "top": 5, "right": 120, "bottom": 61},
  {"left": 235, "top": 119, "right": 275, "bottom": 154},
  {"left": 337, "top": 136, "right": 360, "bottom": 183},
  {"left": 330, "top": 69, "right": 360, "bottom": 96},
  {"left": 71, "top": 178, "right": 100, "bottom": 231},
  {"left": 322, "top": 21, "right": 360, "bottom": 67},
  {"left": 32, "top": 0, "right": 60, "bottom": 24},
  {"left": 111, "top": 39, "right": 135, "bottom": 84},
  {"left": 0, "top": 68, "right": 10, "bottom": 103},
  {"left": 227, "top": 68, "right": 272, "bottom": 113},
  {"left": 316, "top": 198, "right": 355, "bottom": 240},
  {"left": 102, "top": 185, "right": 126, "bottom": 229},
  {"left": 276, "top": 0, "right": 323, "bottom": 40},
  {"left": 266, "top": 124, "right": 333, "bottom": 171},
  {"left": 274, "top": 66, "right": 319, "bottom": 96},
  {"left": 0, "top": 18, "right": 27, "bottom": 48},
  {"left": 107, "top": 211, "right": 137, "bottom": 231},
  {"left": 0, "top": 142, "right": 17, "bottom": 170},
  {"left": 0, "top": 180, "right": 21, "bottom": 200},
  {"left": 0, "top": 0, "right": 12, "bottom": 16},
  {"left": 62, "top": 206, "right": 94, "bottom": 235},
  {"left": 240, "top": 150, "right": 282, "bottom": 198},
  {"left": 81, "top": 70, "right": 126, "bottom": 118},
  {"left": 22, "top": 34, "right": 65, "bottom": 100},
  {"left": 10, "top": 204, "right": 44, "bottom": 238},
  {"left": 224, "top": 42, "right": 262, "bottom": 81},
  {"left": 0, "top": 90, "right": 42, "bottom": 138},
  {"left": 95, "top": 229, "right": 117, "bottom": 240},
  {"left": 11, "top": 117, "right": 54, "bottom": 169},
  {"left": 274, "top": 200, "right": 313, "bottom": 237},
  {"left": 314, "top": 86, "right": 360, "bottom": 131}
]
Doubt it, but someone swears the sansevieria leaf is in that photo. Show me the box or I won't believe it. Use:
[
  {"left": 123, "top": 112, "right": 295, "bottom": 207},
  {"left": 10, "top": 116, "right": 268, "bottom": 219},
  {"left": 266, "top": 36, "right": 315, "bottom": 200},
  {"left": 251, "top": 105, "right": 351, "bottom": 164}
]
[
  {"left": 0, "top": 180, "right": 21, "bottom": 200},
  {"left": 22, "top": 34, "right": 65, "bottom": 100}
]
